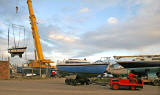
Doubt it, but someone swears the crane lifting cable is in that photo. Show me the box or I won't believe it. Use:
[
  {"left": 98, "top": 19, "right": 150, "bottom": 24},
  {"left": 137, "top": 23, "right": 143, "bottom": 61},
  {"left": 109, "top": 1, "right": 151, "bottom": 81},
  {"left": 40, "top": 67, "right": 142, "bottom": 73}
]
[
  {"left": 8, "top": 24, "right": 27, "bottom": 58},
  {"left": 12, "top": 24, "right": 17, "bottom": 48}
]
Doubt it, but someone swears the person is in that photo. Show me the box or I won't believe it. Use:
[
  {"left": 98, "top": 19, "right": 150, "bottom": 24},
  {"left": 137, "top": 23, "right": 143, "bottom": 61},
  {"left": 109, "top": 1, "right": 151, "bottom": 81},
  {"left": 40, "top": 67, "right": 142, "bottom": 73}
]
[
  {"left": 51, "top": 70, "right": 56, "bottom": 78},
  {"left": 128, "top": 73, "right": 137, "bottom": 82}
]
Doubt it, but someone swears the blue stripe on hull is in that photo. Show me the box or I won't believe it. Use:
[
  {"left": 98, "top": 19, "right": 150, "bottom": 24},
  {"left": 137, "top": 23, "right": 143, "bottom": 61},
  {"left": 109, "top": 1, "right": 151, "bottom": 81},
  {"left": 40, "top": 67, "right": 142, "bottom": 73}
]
[{"left": 57, "top": 64, "right": 108, "bottom": 74}]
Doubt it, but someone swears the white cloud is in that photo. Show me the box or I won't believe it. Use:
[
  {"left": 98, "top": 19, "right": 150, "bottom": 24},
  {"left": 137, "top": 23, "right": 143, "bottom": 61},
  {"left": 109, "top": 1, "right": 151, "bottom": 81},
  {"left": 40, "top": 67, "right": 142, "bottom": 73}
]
[
  {"left": 0, "top": 20, "right": 7, "bottom": 31},
  {"left": 79, "top": 8, "right": 89, "bottom": 13},
  {"left": 107, "top": 17, "right": 118, "bottom": 24},
  {"left": 49, "top": 34, "right": 79, "bottom": 43},
  {"left": 1, "top": 0, "right": 160, "bottom": 60},
  {"left": 40, "top": 39, "right": 54, "bottom": 47}
]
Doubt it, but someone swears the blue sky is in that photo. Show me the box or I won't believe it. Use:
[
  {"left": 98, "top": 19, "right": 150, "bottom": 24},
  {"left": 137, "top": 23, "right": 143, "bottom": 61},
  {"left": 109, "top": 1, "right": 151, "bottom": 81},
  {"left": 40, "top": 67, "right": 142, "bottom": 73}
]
[{"left": 0, "top": 0, "right": 160, "bottom": 62}]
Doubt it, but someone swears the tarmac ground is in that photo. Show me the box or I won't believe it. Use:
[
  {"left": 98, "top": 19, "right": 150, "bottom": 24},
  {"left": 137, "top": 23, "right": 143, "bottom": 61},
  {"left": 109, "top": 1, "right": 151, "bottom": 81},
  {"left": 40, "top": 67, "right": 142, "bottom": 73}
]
[{"left": 0, "top": 78, "right": 159, "bottom": 95}]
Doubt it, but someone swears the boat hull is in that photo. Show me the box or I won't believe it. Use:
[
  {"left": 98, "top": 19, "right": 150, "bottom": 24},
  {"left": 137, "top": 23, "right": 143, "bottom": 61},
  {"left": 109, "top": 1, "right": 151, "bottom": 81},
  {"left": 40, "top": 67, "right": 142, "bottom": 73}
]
[
  {"left": 117, "top": 61, "right": 160, "bottom": 68},
  {"left": 117, "top": 61, "right": 160, "bottom": 75},
  {"left": 57, "top": 64, "right": 108, "bottom": 74}
]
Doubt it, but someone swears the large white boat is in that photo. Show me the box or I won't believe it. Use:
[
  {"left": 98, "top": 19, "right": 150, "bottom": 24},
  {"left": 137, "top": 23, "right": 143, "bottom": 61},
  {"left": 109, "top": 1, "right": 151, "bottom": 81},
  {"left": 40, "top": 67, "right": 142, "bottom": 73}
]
[
  {"left": 61, "top": 59, "right": 90, "bottom": 64},
  {"left": 57, "top": 59, "right": 108, "bottom": 74}
]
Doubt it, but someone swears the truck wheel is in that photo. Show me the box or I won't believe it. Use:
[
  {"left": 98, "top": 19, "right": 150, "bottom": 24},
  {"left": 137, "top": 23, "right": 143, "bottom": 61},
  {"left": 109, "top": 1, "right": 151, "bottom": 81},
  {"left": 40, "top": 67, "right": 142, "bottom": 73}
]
[
  {"left": 80, "top": 82, "right": 85, "bottom": 85},
  {"left": 65, "top": 79, "right": 68, "bottom": 85},
  {"left": 86, "top": 79, "right": 90, "bottom": 85},
  {"left": 112, "top": 84, "right": 119, "bottom": 90},
  {"left": 71, "top": 80, "right": 77, "bottom": 86},
  {"left": 65, "top": 79, "right": 70, "bottom": 85},
  {"left": 68, "top": 79, "right": 71, "bottom": 85},
  {"left": 153, "top": 80, "right": 159, "bottom": 86},
  {"left": 131, "top": 86, "right": 136, "bottom": 90}
]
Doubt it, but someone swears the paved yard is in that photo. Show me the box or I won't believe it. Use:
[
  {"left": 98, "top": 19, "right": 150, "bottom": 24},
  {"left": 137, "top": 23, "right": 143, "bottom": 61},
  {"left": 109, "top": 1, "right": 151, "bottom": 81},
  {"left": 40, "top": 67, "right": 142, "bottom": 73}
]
[{"left": 0, "top": 78, "right": 159, "bottom": 95}]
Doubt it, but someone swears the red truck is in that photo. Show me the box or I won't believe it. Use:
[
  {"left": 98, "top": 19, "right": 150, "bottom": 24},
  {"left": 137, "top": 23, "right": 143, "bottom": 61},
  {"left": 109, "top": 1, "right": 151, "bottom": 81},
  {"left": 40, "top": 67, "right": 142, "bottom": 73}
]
[{"left": 110, "top": 73, "right": 144, "bottom": 90}]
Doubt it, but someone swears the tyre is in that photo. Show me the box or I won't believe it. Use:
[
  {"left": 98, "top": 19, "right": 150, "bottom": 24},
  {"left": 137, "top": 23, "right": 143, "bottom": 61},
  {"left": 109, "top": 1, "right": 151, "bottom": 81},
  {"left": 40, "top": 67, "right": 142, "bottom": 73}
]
[
  {"left": 80, "top": 82, "right": 85, "bottom": 85},
  {"left": 153, "top": 80, "right": 160, "bottom": 86},
  {"left": 112, "top": 84, "right": 119, "bottom": 90},
  {"left": 130, "top": 86, "right": 136, "bottom": 90},
  {"left": 68, "top": 79, "right": 71, "bottom": 85},
  {"left": 71, "top": 79, "right": 77, "bottom": 86},
  {"left": 86, "top": 79, "right": 90, "bottom": 85},
  {"left": 65, "top": 79, "right": 69, "bottom": 85},
  {"left": 84, "top": 79, "right": 90, "bottom": 85}
]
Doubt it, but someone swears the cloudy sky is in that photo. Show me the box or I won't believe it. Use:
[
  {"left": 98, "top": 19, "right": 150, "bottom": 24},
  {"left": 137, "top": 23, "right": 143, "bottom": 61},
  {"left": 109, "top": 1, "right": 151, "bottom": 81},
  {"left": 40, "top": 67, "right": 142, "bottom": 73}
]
[{"left": 0, "top": 0, "right": 160, "bottom": 62}]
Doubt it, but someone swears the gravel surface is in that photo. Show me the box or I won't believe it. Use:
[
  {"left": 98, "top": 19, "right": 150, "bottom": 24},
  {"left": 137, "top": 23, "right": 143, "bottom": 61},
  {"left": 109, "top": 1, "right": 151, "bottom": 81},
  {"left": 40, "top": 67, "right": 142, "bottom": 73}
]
[{"left": 0, "top": 78, "right": 159, "bottom": 95}]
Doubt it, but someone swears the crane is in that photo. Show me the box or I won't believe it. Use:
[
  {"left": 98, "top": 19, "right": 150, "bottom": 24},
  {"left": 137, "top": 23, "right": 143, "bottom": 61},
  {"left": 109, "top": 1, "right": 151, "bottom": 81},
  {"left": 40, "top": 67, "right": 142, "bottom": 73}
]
[{"left": 27, "top": 0, "right": 54, "bottom": 68}]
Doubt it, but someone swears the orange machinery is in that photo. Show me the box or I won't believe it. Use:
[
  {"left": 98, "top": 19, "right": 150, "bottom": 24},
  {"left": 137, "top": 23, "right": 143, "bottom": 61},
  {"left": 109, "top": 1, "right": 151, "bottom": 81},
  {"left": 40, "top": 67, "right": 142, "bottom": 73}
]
[
  {"left": 110, "top": 73, "right": 144, "bottom": 90},
  {"left": 27, "top": 0, "right": 54, "bottom": 68}
]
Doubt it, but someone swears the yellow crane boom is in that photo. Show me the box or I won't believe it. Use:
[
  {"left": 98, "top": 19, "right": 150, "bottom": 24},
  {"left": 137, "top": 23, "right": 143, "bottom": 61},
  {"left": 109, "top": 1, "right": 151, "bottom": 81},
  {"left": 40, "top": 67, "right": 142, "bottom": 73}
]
[
  {"left": 27, "top": 0, "right": 53, "bottom": 67},
  {"left": 27, "top": 0, "right": 44, "bottom": 60}
]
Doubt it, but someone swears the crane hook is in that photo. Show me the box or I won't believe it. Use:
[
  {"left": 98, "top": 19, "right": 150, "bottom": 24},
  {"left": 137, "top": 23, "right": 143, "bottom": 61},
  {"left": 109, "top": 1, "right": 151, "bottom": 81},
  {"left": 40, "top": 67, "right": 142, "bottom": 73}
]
[{"left": 16, "top": 6, "right": 19, "bottom": 14}]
